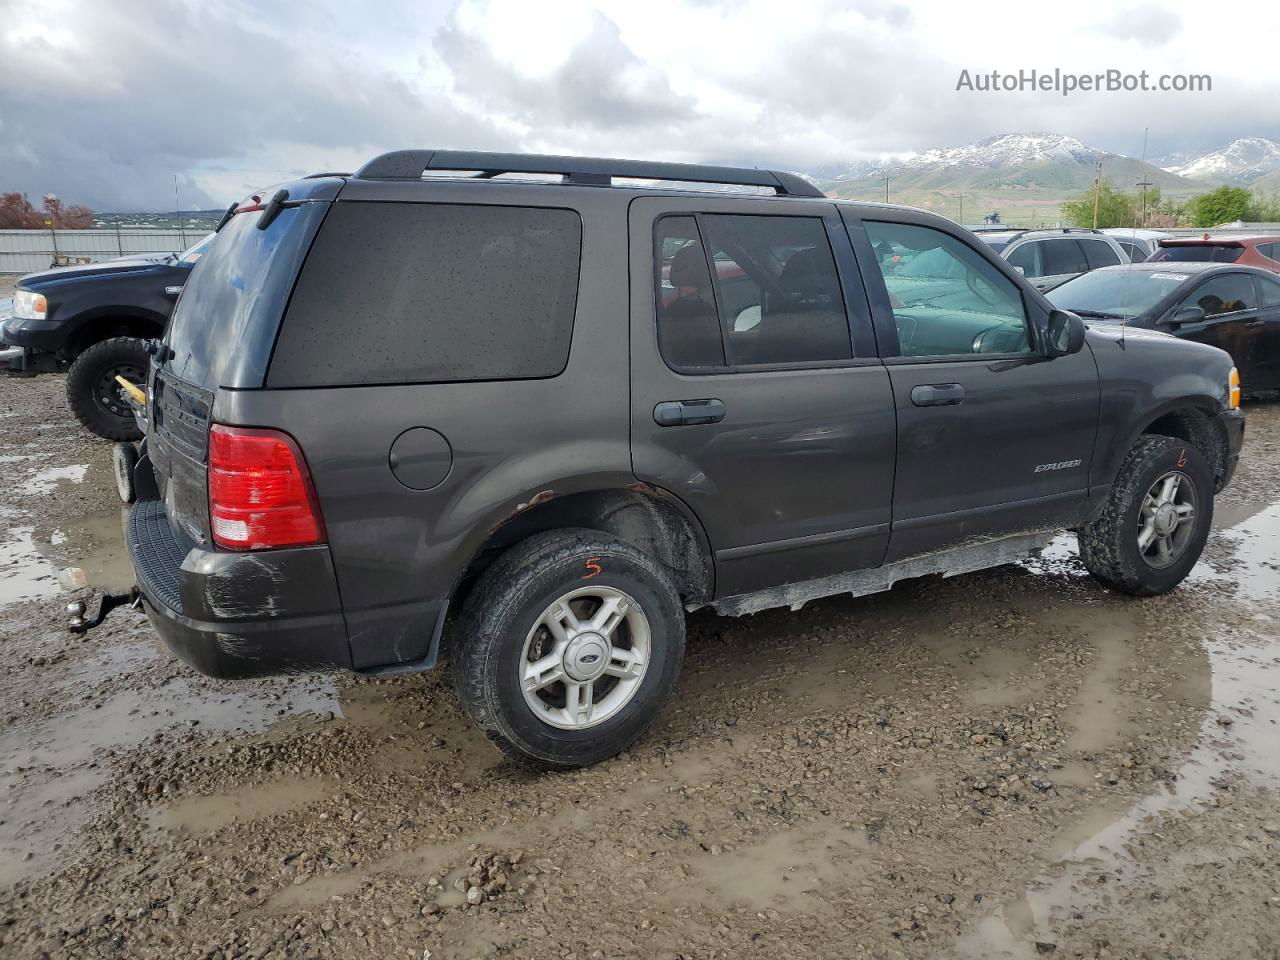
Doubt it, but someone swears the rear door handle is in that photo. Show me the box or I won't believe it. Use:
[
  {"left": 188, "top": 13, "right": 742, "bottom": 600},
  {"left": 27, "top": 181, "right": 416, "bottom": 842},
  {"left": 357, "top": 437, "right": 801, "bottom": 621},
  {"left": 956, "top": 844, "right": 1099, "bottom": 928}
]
[
  {"left": 911, "top": 383, "right": 965, "bottom": 407},
  {"left": 654, "top": 398, "right": 726, "bottom": 426}
]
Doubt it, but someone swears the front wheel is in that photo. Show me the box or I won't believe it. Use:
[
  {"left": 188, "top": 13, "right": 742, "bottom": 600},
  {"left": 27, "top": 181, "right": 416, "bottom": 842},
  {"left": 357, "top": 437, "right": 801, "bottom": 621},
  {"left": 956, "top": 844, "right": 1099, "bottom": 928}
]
[
  {"left": 452, "top": 529, "right": 686, "bottom": 769},
  {"left": 1078, "top": 435, "right": 1214, "bottom": 596},
  {"left": 65, "top": 337, "right": 147, "bottom": 441}
]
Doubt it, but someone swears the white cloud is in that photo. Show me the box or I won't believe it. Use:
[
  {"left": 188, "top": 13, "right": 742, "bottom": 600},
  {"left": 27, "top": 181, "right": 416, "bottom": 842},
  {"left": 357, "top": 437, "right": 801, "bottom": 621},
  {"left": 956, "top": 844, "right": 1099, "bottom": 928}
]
[{"left": 0, "top": 0, "right": 1276, "bottom": 209}]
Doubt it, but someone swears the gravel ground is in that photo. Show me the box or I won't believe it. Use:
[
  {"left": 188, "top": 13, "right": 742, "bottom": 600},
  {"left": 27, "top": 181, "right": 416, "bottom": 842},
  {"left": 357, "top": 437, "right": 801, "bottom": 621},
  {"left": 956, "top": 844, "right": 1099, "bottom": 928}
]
[{"left": 0, "top": 369, "right": 1278, "bottom": 960}]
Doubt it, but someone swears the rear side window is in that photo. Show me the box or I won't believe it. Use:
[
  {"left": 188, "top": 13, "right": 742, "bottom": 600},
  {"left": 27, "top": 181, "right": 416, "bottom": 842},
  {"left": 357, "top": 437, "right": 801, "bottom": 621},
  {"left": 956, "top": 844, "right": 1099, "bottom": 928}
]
[
  {"left": 1152, "top": 244, "right": 1244, "bottom": 263},
  {"left": 1256, "top": 242, "right": 1280, "bottom": 262},
  {"left": 653, "top": 214, "right": 853, "bottom": 371},
  {"left": 1186, "top": 274, "right": 1256, "bottom": 316},
  {"left": 1041, "top": 238, "right": 1089, "bottom": 276},
  {"left": 1081, "top": 239, "right": 1122, "bottom": 269},
  {"left": 1006, "top": 241, "right": 1041, "bottom": 277},
  {"left": 1259, "top": 274, "right": 1280, "bottom": 307},
  {"left": 268, "top": 202, "right": 582, "bottom": 387},
  {"left": 1115, "top": 239, "right": 1146, "bottom": 262}
]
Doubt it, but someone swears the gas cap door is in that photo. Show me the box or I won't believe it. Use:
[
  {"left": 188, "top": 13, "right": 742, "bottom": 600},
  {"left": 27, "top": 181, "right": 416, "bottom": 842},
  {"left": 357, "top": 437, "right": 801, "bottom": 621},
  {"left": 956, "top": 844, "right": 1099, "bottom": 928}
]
[{"left": 388, "top": 427, "right": 452, "bottom": 490}]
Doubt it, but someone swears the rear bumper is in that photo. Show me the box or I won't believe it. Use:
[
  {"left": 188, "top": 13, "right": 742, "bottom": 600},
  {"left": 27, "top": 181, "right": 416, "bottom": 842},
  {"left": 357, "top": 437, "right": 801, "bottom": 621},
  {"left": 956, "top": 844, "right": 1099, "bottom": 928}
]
[
  {"left": 1216, "top": 407, "right": 1245, "bottom": 491},
  {"left": 126, "top": 499, "right": 353, "bottom": 678}
]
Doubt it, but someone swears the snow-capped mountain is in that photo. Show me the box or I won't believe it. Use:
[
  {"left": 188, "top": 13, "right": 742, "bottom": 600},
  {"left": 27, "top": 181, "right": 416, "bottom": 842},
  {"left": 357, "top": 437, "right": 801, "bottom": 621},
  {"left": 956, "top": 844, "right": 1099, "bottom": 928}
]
[
  {"left": 1164, "top": 138, "right": 1280, "bottom": 184},
  {"left": 821, "top": 134, "right": 1103, "bottom": 182},
  {"left": 811, "top": 133, "right": 1193, "bottom": 199}
]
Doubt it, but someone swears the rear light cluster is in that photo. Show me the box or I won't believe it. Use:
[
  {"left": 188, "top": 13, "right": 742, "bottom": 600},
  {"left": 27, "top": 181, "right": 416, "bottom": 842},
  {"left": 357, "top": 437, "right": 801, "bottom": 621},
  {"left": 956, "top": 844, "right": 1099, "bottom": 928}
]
[{"left": 208, "top": 424, "right": 325, "bottom": 550}]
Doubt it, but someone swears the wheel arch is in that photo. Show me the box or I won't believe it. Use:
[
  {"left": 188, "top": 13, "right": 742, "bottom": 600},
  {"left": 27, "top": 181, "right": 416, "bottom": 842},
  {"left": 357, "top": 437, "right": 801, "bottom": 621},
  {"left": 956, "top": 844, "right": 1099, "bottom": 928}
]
[
  {"left": 449, "top": 484, "right": 715, "bottom": 617},
  {"left": 1134, "top": 400, "right": 1231, "bottom": 491},
  {"left": 63, "top": 308, "right": 166, "bottom": 358}
]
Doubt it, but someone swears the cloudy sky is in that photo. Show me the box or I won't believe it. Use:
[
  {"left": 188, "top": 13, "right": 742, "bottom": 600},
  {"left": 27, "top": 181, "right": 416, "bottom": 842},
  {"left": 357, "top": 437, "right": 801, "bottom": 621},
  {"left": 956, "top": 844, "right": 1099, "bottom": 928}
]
[{"left": 2, "top": 0, "right": 1278, "bottom": 211}]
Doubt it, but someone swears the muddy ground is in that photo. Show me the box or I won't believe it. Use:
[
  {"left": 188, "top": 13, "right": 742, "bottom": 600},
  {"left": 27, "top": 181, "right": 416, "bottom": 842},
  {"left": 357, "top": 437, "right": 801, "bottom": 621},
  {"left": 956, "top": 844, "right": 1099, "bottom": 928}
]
[{"left": 0, "top": 342, "right": 1278, "bottom": 958}]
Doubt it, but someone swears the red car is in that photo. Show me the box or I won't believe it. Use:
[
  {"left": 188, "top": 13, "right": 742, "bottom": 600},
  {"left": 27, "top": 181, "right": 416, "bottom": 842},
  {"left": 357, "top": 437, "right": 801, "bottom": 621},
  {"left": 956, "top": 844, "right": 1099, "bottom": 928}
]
[{"left": 1149, "top": 234, "right": 1280, "bottom": 272}]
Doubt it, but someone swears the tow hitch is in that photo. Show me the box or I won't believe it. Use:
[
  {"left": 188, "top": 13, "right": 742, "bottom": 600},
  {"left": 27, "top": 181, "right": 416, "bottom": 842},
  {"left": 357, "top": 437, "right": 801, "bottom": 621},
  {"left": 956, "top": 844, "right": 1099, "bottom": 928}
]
[{"left": 67, "top": 589, "right": 141, "bottom": 634}]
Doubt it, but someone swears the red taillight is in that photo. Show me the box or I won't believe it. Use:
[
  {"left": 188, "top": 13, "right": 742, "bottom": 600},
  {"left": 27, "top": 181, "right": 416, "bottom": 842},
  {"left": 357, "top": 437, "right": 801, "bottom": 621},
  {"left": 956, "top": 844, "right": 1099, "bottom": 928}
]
[{"left": 208, "top": 424, "right": 325, "bottom": 550}]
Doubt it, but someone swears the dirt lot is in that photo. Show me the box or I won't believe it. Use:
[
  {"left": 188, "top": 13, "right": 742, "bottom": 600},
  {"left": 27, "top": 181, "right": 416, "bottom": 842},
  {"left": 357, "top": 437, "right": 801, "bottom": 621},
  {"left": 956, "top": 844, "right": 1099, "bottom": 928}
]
[{"left": 0, "top": 337, "right": 1278, "bottom": 958}]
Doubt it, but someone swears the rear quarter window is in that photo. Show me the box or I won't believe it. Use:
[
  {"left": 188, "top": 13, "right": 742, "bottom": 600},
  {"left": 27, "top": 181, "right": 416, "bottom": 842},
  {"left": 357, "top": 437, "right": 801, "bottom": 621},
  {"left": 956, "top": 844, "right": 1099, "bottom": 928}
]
[{"left": 267, "top": 202, "right": 582, "bottom": 387}]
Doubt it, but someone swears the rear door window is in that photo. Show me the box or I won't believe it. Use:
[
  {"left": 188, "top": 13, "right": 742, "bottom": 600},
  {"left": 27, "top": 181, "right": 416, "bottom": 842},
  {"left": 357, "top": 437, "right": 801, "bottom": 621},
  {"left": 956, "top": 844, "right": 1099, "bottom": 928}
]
[
  {"left": 268, "top": 202, "right": 582, "bottom": 387},
  {"left": 1081, "top": 239, "right": 1122, "bottom": 269},
  {"left": 700, "top": 215, "right": 852, "bottom": 366},
  {"left": 1040, "top": 238, "right": 1089, "bottom": 276},
  {"left": 653, "top": 214, "right": 854, "bottom": 370}
]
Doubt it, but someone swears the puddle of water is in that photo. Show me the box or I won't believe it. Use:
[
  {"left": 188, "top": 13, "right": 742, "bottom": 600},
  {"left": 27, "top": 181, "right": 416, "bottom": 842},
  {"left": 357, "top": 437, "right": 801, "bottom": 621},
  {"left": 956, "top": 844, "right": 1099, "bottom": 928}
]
[
  {"left": 688, "top": 819, "right": 869, "bottom": 913},
  {"left": 149, "top": 776, "right": 336, "bottom": 835},
  {"left": 943, "top": 507, "right": 1280, "bottom": 958},
  {"left": 0, "top": 677, "right": 341, "bottom": 886},
  {"left": 21, "top": 463, "right": 88, "bottom": 496},
  {"left": 0, "top": 507, "right": 133, "bottom": 607},
  {"left": 34, "top": 508, "right": 133, "bottom": 593},
  {"left": 0, "top": 526, "right": 66, "bottom": 604}
]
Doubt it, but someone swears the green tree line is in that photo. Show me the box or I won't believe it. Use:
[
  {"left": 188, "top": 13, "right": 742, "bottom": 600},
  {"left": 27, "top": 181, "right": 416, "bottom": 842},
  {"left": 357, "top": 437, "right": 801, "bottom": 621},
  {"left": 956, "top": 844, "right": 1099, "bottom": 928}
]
[{"left": 1061, "top": 180, "right": 1280, "bottom": 229}]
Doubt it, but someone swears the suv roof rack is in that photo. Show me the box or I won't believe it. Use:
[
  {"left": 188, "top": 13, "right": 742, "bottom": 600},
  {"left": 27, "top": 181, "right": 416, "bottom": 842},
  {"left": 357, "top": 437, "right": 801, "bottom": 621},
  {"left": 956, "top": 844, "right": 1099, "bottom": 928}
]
[
  {"left": 352, "top": 150, "right": 825, "bottom": 199},
  {"left": 977, "top": 226, "right": 1103, "bottom": 238}
]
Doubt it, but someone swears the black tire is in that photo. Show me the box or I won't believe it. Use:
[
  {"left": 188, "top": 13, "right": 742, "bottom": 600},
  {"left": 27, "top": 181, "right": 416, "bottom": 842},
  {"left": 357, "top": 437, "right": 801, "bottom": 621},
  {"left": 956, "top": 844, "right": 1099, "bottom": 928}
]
[
  {"left": 65, "top": 337, "right": 147, "bottom": 441},
  {"left": 452, "top": 529, "right": 686, "bottom": 770},
  {"left": 113, "top": 442, "right": 138, "bottom": 504},
  {"left": 1078, "top": 435, "right": 1214, "bottom": 596}
]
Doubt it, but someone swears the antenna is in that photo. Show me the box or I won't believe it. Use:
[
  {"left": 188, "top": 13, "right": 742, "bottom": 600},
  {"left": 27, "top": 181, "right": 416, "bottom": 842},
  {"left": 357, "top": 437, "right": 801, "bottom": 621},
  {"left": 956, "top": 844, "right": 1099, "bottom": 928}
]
[{"left": 1119, "top": 128, "right": 1151, "bottom": 349}]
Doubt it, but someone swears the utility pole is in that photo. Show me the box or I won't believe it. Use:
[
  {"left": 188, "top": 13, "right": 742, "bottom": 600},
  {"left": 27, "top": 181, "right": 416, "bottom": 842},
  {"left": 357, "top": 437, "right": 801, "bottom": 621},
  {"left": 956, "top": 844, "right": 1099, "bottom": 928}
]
[
  {"left": 174, "top": 173, "right": 186, "bottom": 248},
  {"left": 1092, "top": 161, "right": 1103, "bottom": 229},
  {"left": 957, "top": 193, "right": 966, "bottom": 225},
  {"left": 1136, "top": 178, "right": 1153, "bottom": 228},
  {"left": 881, "top": 176, "right": 892, "bottom": 203}
]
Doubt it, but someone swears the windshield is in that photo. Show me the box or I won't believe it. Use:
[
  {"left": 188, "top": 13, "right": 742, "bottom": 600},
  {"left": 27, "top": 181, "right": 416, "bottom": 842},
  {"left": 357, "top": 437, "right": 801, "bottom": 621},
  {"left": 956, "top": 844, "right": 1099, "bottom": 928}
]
[
  {"left": 1046, "top": 269, "right": 1191, "bottom": 318},
  {"left": 178, "top": 233, "right": 215, "bottom": 264},
  {"left": 1150, "top": 244, "right": 1243, "bottom": 263}
]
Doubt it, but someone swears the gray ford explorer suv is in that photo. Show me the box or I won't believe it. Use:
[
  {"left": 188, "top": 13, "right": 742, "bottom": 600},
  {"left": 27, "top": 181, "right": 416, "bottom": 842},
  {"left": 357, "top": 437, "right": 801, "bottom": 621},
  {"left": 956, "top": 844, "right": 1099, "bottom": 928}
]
[{"left": 127, "top": 150, "right": 1245, "bottom": 769}]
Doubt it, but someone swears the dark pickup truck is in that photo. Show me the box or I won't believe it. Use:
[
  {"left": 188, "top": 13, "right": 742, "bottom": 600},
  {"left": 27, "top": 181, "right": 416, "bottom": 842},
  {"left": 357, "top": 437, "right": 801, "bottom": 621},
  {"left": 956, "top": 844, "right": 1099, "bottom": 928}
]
[
  {"left": 127, "top": 152, "right": 1244, "bottom": 770},
  {"left": 2, "top": 234, "right": 212, "bottom": 440}
]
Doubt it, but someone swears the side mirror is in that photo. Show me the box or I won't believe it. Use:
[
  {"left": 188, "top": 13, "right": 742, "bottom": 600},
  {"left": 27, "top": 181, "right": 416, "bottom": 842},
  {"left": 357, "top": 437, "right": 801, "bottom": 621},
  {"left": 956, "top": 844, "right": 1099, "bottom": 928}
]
[
  {"left": 1167, "top": 304, "right": 1206, "bottom": 328},
  {"left": 1045, "top": 309, "right": 1086, "bottom": 358},
  {"left": 1013, "top": 265, "right": 1025, "bottom": 276}
]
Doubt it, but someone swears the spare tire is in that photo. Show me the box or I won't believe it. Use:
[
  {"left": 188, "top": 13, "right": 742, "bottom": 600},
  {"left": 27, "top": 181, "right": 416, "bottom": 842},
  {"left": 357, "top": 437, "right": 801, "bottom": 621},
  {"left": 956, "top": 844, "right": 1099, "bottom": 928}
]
[{"left": 65, "top": 337, "right": 147, "bottom": 441}]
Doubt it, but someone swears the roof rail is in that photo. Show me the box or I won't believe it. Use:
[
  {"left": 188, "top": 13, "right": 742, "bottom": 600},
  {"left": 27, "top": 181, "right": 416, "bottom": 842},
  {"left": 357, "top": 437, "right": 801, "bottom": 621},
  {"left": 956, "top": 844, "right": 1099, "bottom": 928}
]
[{"left": 352, "top": 150, "right": 825, "bottom": 199}]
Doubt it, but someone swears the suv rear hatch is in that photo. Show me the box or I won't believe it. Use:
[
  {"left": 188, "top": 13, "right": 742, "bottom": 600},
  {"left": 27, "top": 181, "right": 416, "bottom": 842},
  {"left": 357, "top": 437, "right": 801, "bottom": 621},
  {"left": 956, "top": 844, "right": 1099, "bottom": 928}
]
[{"left": 149, "top": 180, "right": 338, "bottom": 548}]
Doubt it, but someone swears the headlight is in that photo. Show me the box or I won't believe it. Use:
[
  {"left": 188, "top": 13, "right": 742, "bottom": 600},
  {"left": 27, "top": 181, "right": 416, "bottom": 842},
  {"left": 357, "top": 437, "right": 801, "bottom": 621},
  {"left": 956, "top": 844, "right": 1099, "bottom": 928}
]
[
  {"left": 1228, "top": 367, "right": 1240, "bottom": 410},
  {"left": 13, "top": 289, "right": 47, "bottom": 321}
]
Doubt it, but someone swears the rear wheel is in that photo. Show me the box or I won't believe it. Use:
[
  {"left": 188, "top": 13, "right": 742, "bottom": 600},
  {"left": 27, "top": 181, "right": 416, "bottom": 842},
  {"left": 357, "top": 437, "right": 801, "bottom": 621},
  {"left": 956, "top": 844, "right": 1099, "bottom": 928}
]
[
  {"left": 1078, "top": 435, "right": 1214, "bottom": 596},
  {"left": 452, "top": 529, "right": 685, "bottom": 769},
  {"left": 65, "top": 337, "right": 147, "bottom": 441}
]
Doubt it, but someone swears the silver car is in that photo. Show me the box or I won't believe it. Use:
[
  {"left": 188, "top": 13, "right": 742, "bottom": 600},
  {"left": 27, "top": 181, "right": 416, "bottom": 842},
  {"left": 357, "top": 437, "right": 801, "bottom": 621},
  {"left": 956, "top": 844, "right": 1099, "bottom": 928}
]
[{"left": 974, "top": 227, "right": 1131, "bottom": 292}]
